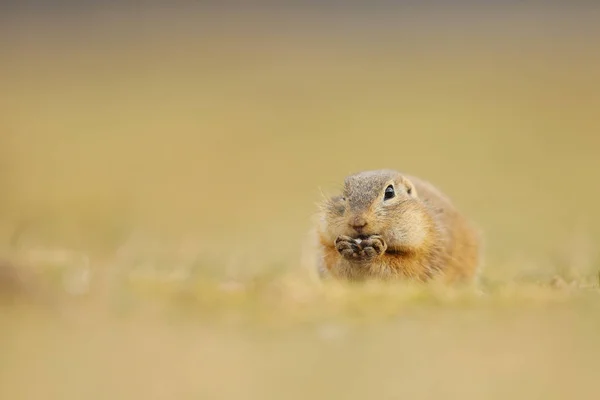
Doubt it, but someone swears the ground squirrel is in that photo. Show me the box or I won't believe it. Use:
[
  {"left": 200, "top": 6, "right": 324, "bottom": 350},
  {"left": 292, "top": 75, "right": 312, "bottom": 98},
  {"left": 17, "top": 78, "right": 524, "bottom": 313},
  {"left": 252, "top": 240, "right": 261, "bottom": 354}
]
[{"left": 313, "top": 169, "right": 482, "bottom": 283}]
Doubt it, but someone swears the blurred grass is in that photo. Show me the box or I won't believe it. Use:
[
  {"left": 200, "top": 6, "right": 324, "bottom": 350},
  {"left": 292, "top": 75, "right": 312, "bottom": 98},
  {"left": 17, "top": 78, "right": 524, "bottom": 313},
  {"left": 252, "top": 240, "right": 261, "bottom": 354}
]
[{"left": 1, "top": 4, "right": 600, "bottom": 399}]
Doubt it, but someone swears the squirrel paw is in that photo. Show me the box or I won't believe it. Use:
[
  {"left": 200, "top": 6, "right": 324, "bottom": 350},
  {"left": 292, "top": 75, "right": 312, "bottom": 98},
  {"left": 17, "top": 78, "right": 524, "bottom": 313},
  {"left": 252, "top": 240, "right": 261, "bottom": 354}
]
[
  {"left": 359, "top": 235, "right": 387, "bottom": 260},
  {"left": 335, "top": 235, "right": 361, "bottom": 260},
  {"left": 335, "top": 235, "right": 387, "bottom": 262}
]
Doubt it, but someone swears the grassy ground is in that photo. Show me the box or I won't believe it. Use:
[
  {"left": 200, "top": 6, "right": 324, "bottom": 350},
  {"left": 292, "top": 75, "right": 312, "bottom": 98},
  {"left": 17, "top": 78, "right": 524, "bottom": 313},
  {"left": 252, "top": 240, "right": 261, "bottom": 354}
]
[{"left": 1, "top": 5, "right": 600, "bottom": 399}]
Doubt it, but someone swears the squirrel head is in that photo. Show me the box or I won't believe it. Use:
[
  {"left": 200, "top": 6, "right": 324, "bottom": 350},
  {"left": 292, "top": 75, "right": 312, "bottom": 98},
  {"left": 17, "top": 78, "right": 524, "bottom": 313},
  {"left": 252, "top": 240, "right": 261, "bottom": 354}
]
[{"left": 320, "top": 169, "right": 435, "bottom": 252}]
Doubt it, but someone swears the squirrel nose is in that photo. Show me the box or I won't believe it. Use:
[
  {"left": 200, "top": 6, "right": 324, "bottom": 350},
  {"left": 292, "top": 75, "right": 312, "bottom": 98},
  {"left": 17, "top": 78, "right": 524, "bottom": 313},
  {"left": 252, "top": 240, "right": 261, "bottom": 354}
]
[{"left": 350, "top": 216, "right": 368, "bottom": 232}]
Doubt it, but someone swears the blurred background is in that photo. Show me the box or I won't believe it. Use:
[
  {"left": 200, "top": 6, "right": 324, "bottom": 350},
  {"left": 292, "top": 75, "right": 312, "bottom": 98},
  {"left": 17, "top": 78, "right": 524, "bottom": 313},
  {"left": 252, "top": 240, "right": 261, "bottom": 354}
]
[{"left": 1, "top": 1, "right": 600, "bottom": 399}]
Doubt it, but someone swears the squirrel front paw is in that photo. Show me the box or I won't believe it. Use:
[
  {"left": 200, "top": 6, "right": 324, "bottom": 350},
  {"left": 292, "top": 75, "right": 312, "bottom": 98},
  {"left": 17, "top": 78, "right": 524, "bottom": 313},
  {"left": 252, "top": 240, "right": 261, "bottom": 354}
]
[
  {"left": 358, "top": 235, "right": 387, "bottom": 259},
  {"left": 335, "top": 235, "right": 387, "bottom": 262},
  {"left": 335, "top": 235, "right": 361, "bottom": 260}
]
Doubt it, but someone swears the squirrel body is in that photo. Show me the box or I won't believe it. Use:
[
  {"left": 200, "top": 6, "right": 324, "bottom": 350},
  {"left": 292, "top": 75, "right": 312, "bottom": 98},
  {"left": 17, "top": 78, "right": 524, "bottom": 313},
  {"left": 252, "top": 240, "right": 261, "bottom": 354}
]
[{"left": 313, "top": 169, "right": 482, "bottom": 283}]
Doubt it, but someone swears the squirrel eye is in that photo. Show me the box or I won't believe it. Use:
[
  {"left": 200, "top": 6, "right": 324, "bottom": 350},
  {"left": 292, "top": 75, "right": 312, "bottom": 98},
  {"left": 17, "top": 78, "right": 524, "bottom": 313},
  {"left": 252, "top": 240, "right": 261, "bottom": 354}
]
[{"left": 384, "top": 185, "right": 395, "bottom": 200}]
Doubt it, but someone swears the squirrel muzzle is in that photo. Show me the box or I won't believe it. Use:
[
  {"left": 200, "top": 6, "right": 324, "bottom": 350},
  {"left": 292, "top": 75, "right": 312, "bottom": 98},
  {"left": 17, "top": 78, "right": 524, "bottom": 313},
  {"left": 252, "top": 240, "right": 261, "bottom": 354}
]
[{"left": 349, "top": 215, "right": 368, "bottom": 235}]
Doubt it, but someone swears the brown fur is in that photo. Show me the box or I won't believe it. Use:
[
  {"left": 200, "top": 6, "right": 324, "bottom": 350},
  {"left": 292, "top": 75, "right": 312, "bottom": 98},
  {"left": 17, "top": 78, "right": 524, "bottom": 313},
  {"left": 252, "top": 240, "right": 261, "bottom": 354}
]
[{"left": 314, "top": 169, "right": 482, "bottom": 284}]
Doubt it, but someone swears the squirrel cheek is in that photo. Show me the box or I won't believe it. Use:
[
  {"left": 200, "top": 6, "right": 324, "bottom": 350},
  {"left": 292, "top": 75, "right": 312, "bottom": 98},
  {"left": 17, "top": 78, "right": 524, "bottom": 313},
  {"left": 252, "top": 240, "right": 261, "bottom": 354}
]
[
  {"left": 401, "top": 224, "right": 427, "bottom": 249},
  {"left": 386, "top": 229, "right": 405, "bottom": 246},
  {"left": 387, "top": 222, "right": 427, "bottom": 249},
  {"left": 321, "top": 216, "right": 346, "bottom": 242}
]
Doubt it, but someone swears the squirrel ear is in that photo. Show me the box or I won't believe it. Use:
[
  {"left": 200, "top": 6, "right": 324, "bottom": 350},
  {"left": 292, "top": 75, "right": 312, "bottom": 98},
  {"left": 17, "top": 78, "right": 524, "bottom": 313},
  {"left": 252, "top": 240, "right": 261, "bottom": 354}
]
[{"left": 403, "top": 178, "right": 417, "bottom": 198}]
